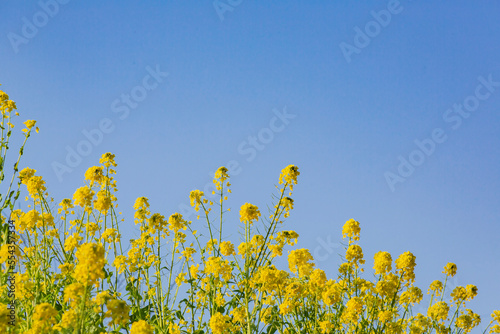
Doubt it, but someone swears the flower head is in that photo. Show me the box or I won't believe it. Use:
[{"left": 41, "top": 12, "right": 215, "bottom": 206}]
[
  {"left": 240, "top": 203, "right": 261, "bottom": 224},
  {"left": 443, "top": 263, "right": 457, "bottom": 277},
  {"left": 342, "top": 219, "right": 361, "bottom": 241},
  {"left": 279, "top": 165, "right": 300, "bottom": 193}
]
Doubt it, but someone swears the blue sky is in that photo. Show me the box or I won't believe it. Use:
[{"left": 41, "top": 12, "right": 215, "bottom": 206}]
[{"left": 1, "top": 0, "right": 499, "bottom": 329}]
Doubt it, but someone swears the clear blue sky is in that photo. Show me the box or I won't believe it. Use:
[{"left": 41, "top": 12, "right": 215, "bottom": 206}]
[{"left": 1, "top": 1, "right": 499, "bottom": 330}]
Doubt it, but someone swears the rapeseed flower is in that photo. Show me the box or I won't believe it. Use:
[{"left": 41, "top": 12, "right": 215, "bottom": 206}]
[
  {"left": 189, "top": 189, "right": 204, "bottom": 211},
  {"left": 99, "top": 152, "right": 117, "bottom": 167},
  {"left": 395, "top": 251, "right": 416, "bottom": 285},
  {"left": 239, "top": 203, "right": 261, "bottom": 224},
  {"left": 29, "top": 303, "right": 57, "bottom": 334},
  {"left": 373, "top": 251, "right": 392, "bottom": 275},
  {"left": 428, "top": 301, "right": 450, "bottom": 322},
  {"left": 105, "top": 299, "right": 130, "bottom": 327},
  {"left": 74, "top": 242, "right": 105, "bottom": 287},
  {"left": 288, "top": 248, "right": 314, "bottom": 276},
  {"left": 342, "top": 218, "right": 361, "bottom": 241},
  {"left": 73, "top": 186, "right": 95, "bottom": 210},
  {"left": 443, "top": 262, "right": 457, "bottom": 277},
  {"left": 209, "top": 312, "right": 232, "bottom": 334},
  {"left": 279, "top": 164, "right": 300, "bottom": 192}
]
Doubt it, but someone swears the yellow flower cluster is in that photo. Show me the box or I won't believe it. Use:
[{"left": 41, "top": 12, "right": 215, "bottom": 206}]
[
  {"left": 239, "top": 202, "right": 261, "bottom": 223},
  {"left": 0, "top": 136, "right": 496, "bottom": 334},
  {"left": 279, "top": 164, "right": 300, "bottom": 193},
  {"left": 74, "top": 242, "right": 105, "bottom": 287},
  {"left": 105, "top": 299, "right": 130, "bottom": 327},
  {"left": 189, "top": 189, "right": 205, "bottom": 212},
  {"left": 130, "top": 320, "right": 154, "bottom": 334},
  {"left": 288, "top": 248, "right": 315, "bottom": 276},
  {"left": 18, "top": 167, "right": 46, "bottom": 198},
  {"left": 28, "top": 303, "right": 57, "bottom": 334},
  {"left": 213, "top": 166, "right": 230, "bottom": 191},
  {"left": 373, "top": 251, "right": 392, "bottom": 275}
]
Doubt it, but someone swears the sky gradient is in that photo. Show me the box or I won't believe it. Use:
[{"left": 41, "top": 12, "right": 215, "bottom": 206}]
[{"left": 1, "top": 1, "right": 499, "bottom": 330}]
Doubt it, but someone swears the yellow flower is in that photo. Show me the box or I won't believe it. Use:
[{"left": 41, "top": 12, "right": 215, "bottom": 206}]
[
  {"left": 465, "top": 284, "right": 478, "bottom": 301},
  {"left": 24, "top": 119, "right": 36, "bottom": 129},
  {"left": 168, "top": 322, "right": 181, "bottom": 334},
  {"left": 342, "top": 218, "right": 361, "bottom": 241},
  {"left": 451, "top": 286, "right": 468, "bottom": 303},
  {"left": 26, "top": 175, "right": 46, "bottom": 196},
  {"left": 204, "top": 256, "right": 232, "bottom": 281},
  {"left": 345, "top": 244, "right": 365, "bottom": 268},
  {"left": 113, "top": 255, "right": 128, "bottom": 274},
  {"left": 84, "top": 166, "right": 105, "bottom": 185},
  {"left": 58, "top": 263, "right": 74, "bottom": 276},
  {"left": 455, "top": 309, "right": 480, "bottom": 333},
  {"left": 400, "top": 286, "right": 423, "bottom": 305},
  {"left": 134, "top": 197, "right": 150, "bottom": 222},
  {"left": 309, "top": 268, "right": 327, "bottom": 288},
  {"left": 190, "top": 264, "right": 199, "bottom": 279},
  {"left": 341, "top": 296, "right": 363, "bottom": 323},
  {"left": 130, "top": 320, "right": 154, "bottom": 334},
  {"left": 288, "top": 248, "right": 315, "bottom": 276},
  {"left": 492, "top": 310, "right": 500, "bottom": 323},
  {"left": 189, "top": 190, "right": 204, "bottom": 211},
  {"left": 59, "top": 198, "right": 74, "bottom": 213},
  {"left": 213, "top": 166, "right": 230, "bottom": 191},
  {"left": 408, "top": 313, "right": 431, "bottom": 334},
  {"left": 19, "top": 167, "right": 36, "bottom": 183},
  {"left": 378, "top": 310, "right": 394, "bottom": 323},
  {"left": 64, "top": 233, "right": 83, "bottom": 252},
  {"left": 322, "top": 280, "right": 342, "bottom": 305},
  {"left": 64, "top": 283, "right": 85, "bottom": 308},
  {"left": 94, "top": 290, "right": 111, "bottom": 305},
  {"left": 60, "top": 309, "right": 78, "bottom": 329},
  {"left": 373, "top": 251, "right": 392, "bottom": 275},
  {"left": 73, "top": 186, "right": 95, "bottom": 209},
  {"left": 168, "top": 213, "right": 187, "bottom": 232},
  {"left": 428, "top": 280, "right": 444, "bottom": 296},
  {"left": 278, "top": 197, "right": 294, "bottom": 218},
  {"left": 102, "top": 228, "right": 120, "bottom": 243},
  {"left": 375, "top": 273, "right": 399, "bottom": 297},
  {"left": 180, "top": 247, "right": 196, "bottom": 261},
  {"left": 0, "top": 303, "right": 12, "bottom": 333},
  {"left": 22, "top": 119, "right": 38, "bottom": 133},
  {"left": 147, "top": 213, "right": 166, "bottom": 232},
  {"left": 105, "top": 299, "right": 130, "bottom": 327},
  {"left": 74, "top": 242, "right": 105, "bottom": 287},
  {"left": 428, "top": 301, "right": 450, "bottom": 322},
  {"left": 278, "top": 165, "right": 300, "bottom": 192},
  {"left": 176, "top": 272, "right": 187, "bottom": 286},
  {"left": 220, "top": 241, "right": 235, "bottom": 256},
  {"left": 209, "top": 312, "right": 232, "bottom": 334},
  {"left": 231, "top": 306, "right": 246, "bottom": 324},
  {"left": 319, "top": 319, "right": 335, "bottom": 333},
  {"left": 94, "top": 190, "right": 112, "bottom": 213},
  {"left": 395, "top": 251, "right": 416, "bottom": 285},
  {"left": 30, "top": 303, "right": 57, "bottom": 333},
  {"left": 239, "top": 203, "right": 261, "bottom": 223},
  {"left": 443, "top": 262, "right": 457, "bottom": 277},
  {"left": 99, "top": 152, "right": 117, "bottom": 167},
  {"left": 0, "top": 244, "right": 20, "bottom": 264}
]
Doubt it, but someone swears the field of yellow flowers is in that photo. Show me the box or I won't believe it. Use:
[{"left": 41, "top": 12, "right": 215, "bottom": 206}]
[{"left": 1, "top": 86, "right": 500, "bottom": 333}]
